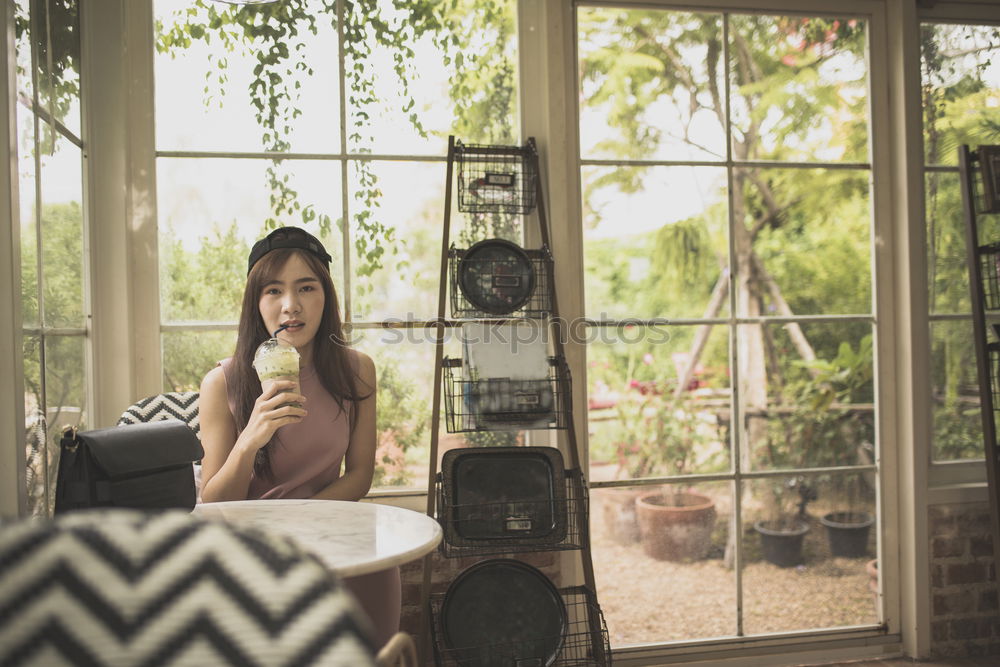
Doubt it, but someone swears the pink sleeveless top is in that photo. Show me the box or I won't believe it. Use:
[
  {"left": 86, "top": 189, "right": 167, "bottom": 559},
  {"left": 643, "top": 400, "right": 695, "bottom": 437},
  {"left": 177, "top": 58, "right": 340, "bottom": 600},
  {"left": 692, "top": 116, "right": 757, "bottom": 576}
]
[{"left": 219, "top": 357, "right": 352, "bottom": 499}]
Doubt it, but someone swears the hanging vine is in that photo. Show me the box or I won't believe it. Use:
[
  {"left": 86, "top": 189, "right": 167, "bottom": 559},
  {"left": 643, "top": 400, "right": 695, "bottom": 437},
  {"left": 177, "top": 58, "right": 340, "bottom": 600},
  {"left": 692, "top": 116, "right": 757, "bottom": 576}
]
[{"left": 156, "top": 0, "right": 518, "bottom": 281}]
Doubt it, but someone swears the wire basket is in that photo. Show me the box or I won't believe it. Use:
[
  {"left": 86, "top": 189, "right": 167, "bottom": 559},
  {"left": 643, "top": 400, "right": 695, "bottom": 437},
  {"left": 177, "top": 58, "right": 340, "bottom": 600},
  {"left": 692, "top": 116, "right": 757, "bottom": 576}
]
[
  {"left": 979, "top": 242, "right": 1000, "bottom": 310},
  {"left": 436, "top": 468, "right": 589, "bottom": 558},
  {"left": 430, "top": 585, "right": 611, "bottom": 667},
  {"left": 450, "top": 243, "right": 553, "bottom": 318},
  {"left": 442, "top": 356, "right": 571, "bottom": 433},
  {"left": 456, "top": 140, "right": 538, "bottom": 215}
]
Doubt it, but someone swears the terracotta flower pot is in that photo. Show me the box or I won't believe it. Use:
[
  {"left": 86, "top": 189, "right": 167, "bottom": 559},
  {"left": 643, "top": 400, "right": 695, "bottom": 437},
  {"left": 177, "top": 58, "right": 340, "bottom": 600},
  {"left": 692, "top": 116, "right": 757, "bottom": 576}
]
[{"left": 635, "top": 491, "right": 716, "bottom": 561}]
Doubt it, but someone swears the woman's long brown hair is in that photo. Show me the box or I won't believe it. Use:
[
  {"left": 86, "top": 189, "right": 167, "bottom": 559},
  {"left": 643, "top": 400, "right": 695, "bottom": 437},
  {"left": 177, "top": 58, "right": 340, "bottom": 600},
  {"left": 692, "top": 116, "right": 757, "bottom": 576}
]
[{"left": 229, "top": 248, "right": 368, "bottom": 481}]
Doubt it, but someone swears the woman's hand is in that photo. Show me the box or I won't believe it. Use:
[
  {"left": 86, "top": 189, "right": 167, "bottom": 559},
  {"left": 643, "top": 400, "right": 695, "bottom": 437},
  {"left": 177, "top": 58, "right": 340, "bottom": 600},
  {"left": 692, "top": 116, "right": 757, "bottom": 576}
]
[{"left": 234, "top": 381, "right": 307, "bottom": 454}]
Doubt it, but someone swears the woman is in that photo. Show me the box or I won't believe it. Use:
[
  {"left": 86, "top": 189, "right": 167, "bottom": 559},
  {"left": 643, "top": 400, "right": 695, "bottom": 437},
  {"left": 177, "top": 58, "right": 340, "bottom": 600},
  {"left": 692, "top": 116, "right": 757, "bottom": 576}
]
[{"left": 199, "top": 226, "right": 398, "bottom": 646}]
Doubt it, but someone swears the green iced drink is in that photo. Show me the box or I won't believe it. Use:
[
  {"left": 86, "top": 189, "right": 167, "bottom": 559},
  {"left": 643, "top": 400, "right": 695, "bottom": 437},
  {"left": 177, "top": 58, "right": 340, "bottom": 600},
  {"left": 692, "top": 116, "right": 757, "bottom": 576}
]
[{"left": 253, "top": 338, "right": 301, "bottom": 408}]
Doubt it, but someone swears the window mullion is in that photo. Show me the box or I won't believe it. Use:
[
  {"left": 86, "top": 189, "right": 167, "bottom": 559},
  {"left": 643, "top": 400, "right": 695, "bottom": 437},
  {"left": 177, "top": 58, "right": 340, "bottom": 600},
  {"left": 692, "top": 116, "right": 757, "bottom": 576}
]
[{"left": 337, "top": 0, "right": 352, "bottom": 323}]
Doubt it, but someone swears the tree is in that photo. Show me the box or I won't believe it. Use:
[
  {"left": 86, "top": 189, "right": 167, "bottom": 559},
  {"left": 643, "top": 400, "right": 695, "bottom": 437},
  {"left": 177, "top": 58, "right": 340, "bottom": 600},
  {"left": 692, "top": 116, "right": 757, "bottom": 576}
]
[
  {"left": 21, "top": 202, "right": 87, "bottom": 514},
  {"left": 579, "top": 10, "right": 871, "bottom": 474}
]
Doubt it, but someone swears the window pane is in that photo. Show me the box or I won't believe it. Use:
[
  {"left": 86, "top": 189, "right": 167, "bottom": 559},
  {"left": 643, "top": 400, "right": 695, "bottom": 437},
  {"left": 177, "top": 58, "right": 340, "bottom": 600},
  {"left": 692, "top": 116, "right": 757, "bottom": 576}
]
[
  {"left": 739, "top": 167, "right": 872, "bottom": 317},
  {"left": 154, "top": 2, "right": 341, "bottom": 153},
  {"left": 739, "top": 321, "right": 874, "bottom": 471},
  {"left": 23, "top": 334, "right": 45, "bottom": 516},
  {"left": 16, "top": 5, "right": 38, "bottom": 325},
  {"left": 19, "top": 143, "right": 38, "bottom": 327},
  {"left": 582, "top": 166, "right": 729, "bottom": 320},
  {"left": 729, "top": 15, "right": 869, "bottom": 164},
  {"left": 926, "top": 171, "right": 970, "bottom": 314},
  {"left": 925, "top": 171, "right": 1000, "bottom": 315},
  {"left": 352, "top": 328, "right": 457, "bottom": 491},
  {"left": 17, "top": 0, "right": 86, "bottom": 518},
  {"left": 350, "top": 160, "right": 445, "bottom": 322},
  {"left": 43, "top": 335, "right": 87, "bottom": 514},
  {"left": 920, "top": 24, "right": 1000, "bottom": 167},
  {"left": 345, "top": 0, "right": 519, "bottom": 154},
  {"left": 930, "top": 319, "right": 982, "bottom": 461},
  {"left": 742, "top": 473, "right": 878, "bottom": 634},
  {"left": 590, "top": 481, "right": 735, "bottom": 644},
  {"left": 40, "top": 137, "right": 84, "bottom": 329},
  {"left": 587, "top": 327, "right": 731, "bottom": 482},
  {"left": 156, "top": 158, "right": 344, "bottom": 323},
  {"left": 577, "top": 8, "right": 725, "bottom": 162},
  {"left": 162, "top": 330, "right": 238, "bottom": 393},
  {"left": 579, "top": 4, "right": 879, "bottom": 644},
  {"left": 33, "top": 0, "right": 81, "bottom": 139}
]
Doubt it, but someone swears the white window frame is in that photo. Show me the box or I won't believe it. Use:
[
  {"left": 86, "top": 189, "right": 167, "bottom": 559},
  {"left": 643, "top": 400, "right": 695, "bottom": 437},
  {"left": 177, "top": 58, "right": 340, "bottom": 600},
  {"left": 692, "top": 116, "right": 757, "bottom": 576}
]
[{"left": 547, "top": 1, "right": 903, "bottom": 664}]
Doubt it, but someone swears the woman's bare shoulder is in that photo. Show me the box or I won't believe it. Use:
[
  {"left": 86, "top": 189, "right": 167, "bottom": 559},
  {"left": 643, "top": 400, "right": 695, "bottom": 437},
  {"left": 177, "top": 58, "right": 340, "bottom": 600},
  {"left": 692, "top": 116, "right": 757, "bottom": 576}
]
[{"left": 200, "top": 365, "right": 228, "bottom": 401}]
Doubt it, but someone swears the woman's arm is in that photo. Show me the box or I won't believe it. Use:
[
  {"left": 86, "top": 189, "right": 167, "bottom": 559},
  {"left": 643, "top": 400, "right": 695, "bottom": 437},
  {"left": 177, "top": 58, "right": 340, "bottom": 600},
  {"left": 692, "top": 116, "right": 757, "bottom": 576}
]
[
  {"left": 199, "top": 366, "right": 307, "bottom": 502},
  {"left": 311, "top": 351, "right": 377, "bottom": 501}
]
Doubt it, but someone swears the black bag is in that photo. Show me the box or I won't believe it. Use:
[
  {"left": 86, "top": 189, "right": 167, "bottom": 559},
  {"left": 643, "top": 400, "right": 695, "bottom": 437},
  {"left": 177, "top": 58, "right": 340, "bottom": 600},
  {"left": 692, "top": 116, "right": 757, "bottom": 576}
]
[{"left": 55, "top": 420, "right": 204, "bottom": 513}]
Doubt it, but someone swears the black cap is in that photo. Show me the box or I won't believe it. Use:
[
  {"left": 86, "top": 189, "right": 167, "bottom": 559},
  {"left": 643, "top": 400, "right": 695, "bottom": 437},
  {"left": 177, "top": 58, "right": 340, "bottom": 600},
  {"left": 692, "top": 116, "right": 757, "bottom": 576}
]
[{"left": 247, "top": 226, "right": 333, "bottom": 275}]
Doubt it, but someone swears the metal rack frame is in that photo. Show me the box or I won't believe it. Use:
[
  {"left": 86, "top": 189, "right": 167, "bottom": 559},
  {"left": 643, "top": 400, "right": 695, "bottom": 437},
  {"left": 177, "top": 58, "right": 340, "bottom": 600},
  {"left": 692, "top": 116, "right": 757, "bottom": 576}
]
[
  {"left": 418, "top": 136, "right": 608, "bottom": 665},
  {"left": 959, "top": 144, "right": 1000, "bottom": 577}
]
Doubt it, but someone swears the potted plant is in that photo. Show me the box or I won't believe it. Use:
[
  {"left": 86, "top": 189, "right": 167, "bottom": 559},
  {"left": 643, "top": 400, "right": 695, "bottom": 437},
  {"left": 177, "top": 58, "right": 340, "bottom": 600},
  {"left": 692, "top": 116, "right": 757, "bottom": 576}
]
[
  {"left": 819, "top": 470, "right": 875, "bottom": 558},
  {"left": 820, "top": 509, "right": 874, "bottom": 557},
  {"left": 753, "top": 475, "right": 816, "bottom": 567},
  {"left": 635, "top": 487, "right": 717, "bottom": 562},
  {"left": 753, "top": 336, "right": 875, "bottom": 566},
  {"left": 627, "top": 387, "right": 721, "bottom": 561},
  {"left": 791, "top": 338, "right": 876, "bottom": 559},
  {"left": 751, "top": 400, "right": 820, "bottom": 568},
  {"left": 590, "top": 350, "right": 723, "bottom": 554}
]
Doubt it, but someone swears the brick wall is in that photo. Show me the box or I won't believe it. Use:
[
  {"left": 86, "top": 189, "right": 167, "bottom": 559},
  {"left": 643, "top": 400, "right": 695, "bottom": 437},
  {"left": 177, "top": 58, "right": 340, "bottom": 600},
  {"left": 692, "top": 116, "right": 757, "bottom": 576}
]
[
  {"left": 398, "top": 549, "right": 562, "bottom": 663},
  {"left": 928, "top": 501, "right": 999, "bottom": 657}
]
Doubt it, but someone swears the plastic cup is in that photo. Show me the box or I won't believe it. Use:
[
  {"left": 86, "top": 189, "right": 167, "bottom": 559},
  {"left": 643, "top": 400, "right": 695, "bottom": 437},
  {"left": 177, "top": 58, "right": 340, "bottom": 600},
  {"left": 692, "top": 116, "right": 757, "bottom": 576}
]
[{"left": 252, "top": 337, "right": 301, "bottom": 408}]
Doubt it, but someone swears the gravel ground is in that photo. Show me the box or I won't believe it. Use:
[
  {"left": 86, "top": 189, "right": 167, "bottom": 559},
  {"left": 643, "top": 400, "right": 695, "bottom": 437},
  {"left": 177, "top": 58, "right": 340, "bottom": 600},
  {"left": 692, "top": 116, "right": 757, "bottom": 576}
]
[{"left": 589, "top": 491, "right": 879, "bottom": 647}]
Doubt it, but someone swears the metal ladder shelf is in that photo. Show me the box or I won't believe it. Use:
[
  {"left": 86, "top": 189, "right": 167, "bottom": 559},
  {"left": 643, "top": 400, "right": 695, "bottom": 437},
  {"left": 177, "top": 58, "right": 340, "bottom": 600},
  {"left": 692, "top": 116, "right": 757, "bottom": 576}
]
[
  {"left": 959, "top": 144, "right": 1000, "bottom": 579},
  {"left": 417, "top": 135, "right": 610, "bottom": 666}
]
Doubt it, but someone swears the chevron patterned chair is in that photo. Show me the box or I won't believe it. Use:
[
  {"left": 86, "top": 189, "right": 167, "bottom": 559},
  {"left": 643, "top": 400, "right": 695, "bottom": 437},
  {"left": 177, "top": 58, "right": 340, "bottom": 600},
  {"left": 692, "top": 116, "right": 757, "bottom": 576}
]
[
  {"left": 117, "top": 391, "right": 201, "bottom": 437},
  {"left": 0, "top": 509, "right": 378, "bottom": 666}
]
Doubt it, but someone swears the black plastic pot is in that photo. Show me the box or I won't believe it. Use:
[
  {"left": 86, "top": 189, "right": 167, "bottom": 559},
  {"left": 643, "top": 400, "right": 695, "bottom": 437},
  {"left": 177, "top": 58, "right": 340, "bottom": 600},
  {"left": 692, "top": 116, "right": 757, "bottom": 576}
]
[
  {"left": 754, "top": 519, "right": 809, "bottom": 568},
  {"left": 820, "top": 511, "right": 874, "bottom": 558}
]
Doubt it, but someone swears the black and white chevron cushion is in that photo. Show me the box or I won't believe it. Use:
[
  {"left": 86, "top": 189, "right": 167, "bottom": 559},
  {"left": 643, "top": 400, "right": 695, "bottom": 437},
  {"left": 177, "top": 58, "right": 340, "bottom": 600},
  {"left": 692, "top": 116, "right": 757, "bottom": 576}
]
[
  {"left": 0, "top": 510, "right": 377, "bottom": 666},
  {"left": 117, "top": 392, "right": 201, "bottom": 437}
]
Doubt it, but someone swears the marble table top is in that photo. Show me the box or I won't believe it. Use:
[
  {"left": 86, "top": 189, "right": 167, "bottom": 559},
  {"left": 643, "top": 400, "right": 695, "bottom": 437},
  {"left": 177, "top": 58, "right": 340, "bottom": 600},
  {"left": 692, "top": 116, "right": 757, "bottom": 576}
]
[{"left": 192, "top": 499, "right": 442, "bottom": 577}]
